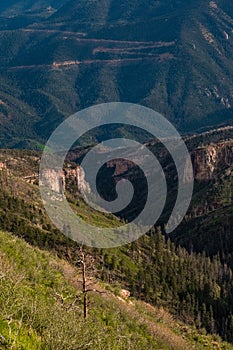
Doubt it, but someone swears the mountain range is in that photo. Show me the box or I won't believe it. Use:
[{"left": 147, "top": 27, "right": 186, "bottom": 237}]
[
  {"left": 1, "top": 0, "right": 233, "bottom": 147},
  {"left": 1, "top": 1, "right": 233, "bottom": 347}
]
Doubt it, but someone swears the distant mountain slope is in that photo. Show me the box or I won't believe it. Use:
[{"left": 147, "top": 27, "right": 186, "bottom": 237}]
[
  {"left": 49, "top": 0, "right": 195, "bottom": 39},
  {"left": 0, "top": 0, "right": 233, "bottom": 146},
  {"left": 0, "top": 0, "right": 66, "bottom": 15}
]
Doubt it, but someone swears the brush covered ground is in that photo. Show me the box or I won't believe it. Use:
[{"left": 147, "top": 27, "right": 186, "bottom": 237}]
[
  {"left": 0, "top": 127, "right": 233, "bottom": 344},
  {"left": 0, "top": 229, "right": 233, "bottom": 350}
]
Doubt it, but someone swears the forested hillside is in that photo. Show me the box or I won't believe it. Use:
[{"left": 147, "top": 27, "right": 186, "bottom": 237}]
[
  {"left": 1, "top": 1, "right": 233, "bottom": 348},
  {"left": 0, "top": 127, "right": 233, "bottom": 342},
  {"left": 1, "top": 0, "right": 233, "bottom": 146},
  {"left": 0, "top": 0, "right": 66, "bottom": 16}
]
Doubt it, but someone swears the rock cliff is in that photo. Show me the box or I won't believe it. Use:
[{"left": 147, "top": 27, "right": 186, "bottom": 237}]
[
  {"left": 193, "top": 141, "right": 233, "bottom": 181},
  {"left": 41, "top": 165, "right": 90, "bottom": 195}
]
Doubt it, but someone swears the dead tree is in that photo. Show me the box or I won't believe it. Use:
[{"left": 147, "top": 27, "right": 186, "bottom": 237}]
[
  {"left": 77, "top": 246, "right": 106, "bottom": 320},
  {"left": 79, "top": 248, "right": 88, "bottom": 319}
]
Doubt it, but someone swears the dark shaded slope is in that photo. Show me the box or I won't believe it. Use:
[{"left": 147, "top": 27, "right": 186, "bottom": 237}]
[
  {"left": 1, "top": 0, "right": 233, "bottom": 146},
  {"left": 0, "top": 0, "right": 66, "bottom": 16}
]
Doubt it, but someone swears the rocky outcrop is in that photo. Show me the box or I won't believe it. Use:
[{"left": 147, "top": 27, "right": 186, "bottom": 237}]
[
  {"left": 41, "top": 169, "right": 65, "bottom": 194},
  {"left": 65, "top": 166, "right": 91, "bottom": 194},
  {"left": 107, "top": 159, "right": 135, "bottom": 177},
  {"left": 100, "top": 140, "right": 233, "bottom": 184},
  {"left": 119, "top": 289, "right": 131, "bottom": 299},
  {"left": 41, "top": 165, "right": 90, "bottom": 195},
  {"left": 193, "top": 141, "right": 233, "bottom": 181}
]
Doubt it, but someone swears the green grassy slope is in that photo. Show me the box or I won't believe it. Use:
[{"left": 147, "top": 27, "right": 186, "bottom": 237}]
[{"left": 0, "top": 229, "right": 233, "bottom": 350}]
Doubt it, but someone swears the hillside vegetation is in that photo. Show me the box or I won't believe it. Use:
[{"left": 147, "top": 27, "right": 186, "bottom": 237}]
[
  {"left": 1, "top": 229, "right": 233, "bottom": 350},
  {"left": 0, "top": 133, "right": 233, "bottom": 343},
  {"left": 1, "top": 0, "right": 233, "bottom": 146}
]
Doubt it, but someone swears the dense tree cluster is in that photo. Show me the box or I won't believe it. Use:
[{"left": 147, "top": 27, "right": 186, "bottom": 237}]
[{"left": 100, "top": 231, "right": 233, "bottom": 341}]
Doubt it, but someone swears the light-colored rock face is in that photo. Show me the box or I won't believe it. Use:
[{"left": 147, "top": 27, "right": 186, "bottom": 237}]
[
  {"left": 183, "top": 157, "right": 194, "bottom": 184},
  {"left": 65, "top": 166, "right": 91, "bottom": 194},
  {"left": 42, "top": 169, "right": 65, "bottom": 194},
  {"left": 41, "top": 165, "right": 91, "bottom": 196},
  {"left": 193, "top": 142, "right": 233, "bottom": 181},
  {"left": 77, "top": 166, "right": 91, "bottom": 193}
]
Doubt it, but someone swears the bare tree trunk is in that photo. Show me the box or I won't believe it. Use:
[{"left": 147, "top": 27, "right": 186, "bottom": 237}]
[
  {"left": 80, "top": 249, "right": 88, "bottom": 320},
  {"left": 82, "top": 260, "right": 88, "bottom": 319}
]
